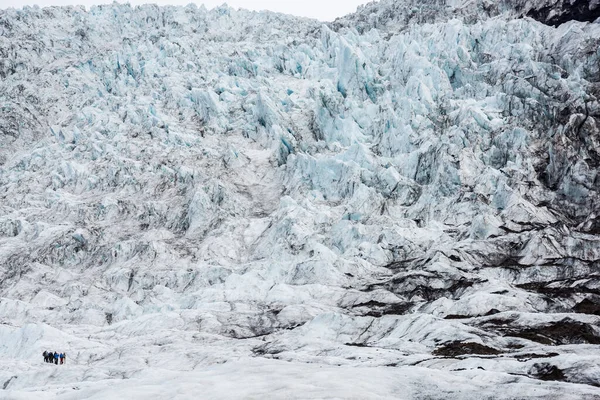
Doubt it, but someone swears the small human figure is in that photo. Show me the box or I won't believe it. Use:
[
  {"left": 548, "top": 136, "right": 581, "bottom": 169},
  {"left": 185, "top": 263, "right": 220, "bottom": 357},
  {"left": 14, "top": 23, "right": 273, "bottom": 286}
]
[
  {"left": 54, "top": 352, "right": 59, "bottom": 365},
  {"left": 63, "top": 352, "right": 67, "bottom": 365},
  {"left": 59, "top": 353, "right": 64, "bottom": 365},
  {"left": 43, "top": 351, "right": 48, "bottom": 363}
]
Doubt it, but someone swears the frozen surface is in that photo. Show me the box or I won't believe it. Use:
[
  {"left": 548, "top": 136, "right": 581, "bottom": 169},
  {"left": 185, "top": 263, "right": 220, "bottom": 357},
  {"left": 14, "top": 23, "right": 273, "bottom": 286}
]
[{"left": 1, "top": 0, "right": 600, "bottom": 398}]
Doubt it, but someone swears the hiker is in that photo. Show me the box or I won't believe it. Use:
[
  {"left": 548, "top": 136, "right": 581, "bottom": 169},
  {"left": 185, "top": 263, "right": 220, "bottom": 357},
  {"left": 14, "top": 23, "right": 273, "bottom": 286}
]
[
  {"left": 54, "top": 352, "right": 59, "bottom": 365},
  {"left": 63, "top": 352, "right": 67, "bottom": 365},
  {"left": 59, "top": 353, "right": 64, "bottom": 365},
  {"left": 43, "top": 351, "right": 48, "bottom": 363}
]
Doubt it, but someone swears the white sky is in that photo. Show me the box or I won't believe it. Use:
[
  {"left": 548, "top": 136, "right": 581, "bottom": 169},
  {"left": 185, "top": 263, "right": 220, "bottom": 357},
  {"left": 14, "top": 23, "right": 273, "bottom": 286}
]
[{"left": 0, "top": 0, "right": 373, "bottom": 21}]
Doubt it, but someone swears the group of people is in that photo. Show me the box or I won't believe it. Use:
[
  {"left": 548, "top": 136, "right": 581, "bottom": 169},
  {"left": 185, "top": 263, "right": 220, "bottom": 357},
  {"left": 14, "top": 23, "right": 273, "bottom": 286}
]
[{"left": 43, "top": 351, "right": 66, "bottom": 365}]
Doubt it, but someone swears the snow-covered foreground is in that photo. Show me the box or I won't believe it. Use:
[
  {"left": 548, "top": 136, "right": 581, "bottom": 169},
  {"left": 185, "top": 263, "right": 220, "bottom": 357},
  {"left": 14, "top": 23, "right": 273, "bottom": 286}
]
[
  {"left": 2, "top": 324, "right": 600, "bottom": 400},
  {"left": 6, "top": 357, "right": 600, "bottom": 400},
  {"left": 1, "top": 0, "right": 600, "bottom": 398}
]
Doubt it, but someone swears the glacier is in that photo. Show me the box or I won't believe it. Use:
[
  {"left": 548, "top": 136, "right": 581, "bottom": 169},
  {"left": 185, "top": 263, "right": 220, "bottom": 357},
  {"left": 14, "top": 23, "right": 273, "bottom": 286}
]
[{"left": 0, "top": 0, "right": 600, "bottom": 398}]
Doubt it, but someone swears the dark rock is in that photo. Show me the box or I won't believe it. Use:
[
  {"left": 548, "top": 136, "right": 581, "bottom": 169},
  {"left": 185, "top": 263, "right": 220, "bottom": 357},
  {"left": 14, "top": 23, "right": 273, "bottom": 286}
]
[
  {"left": 369, "top": 274, "right": 481, "bottom": 302},
  {"left": 351, "top": 300, "right": 412, "bottom": 317},
  {"left": 433, "top": 341, "right": 501, "bottom": 357},
  {"left": 345, "top": 342, "right": 369, "bottom": 347},
  {"left": 444, "top": 314, "right": 471, "bottom": 320},
  {"left": 513, "top": 352, "right": 560, "bottom": 361},
  {"left": 518, "top": 271, "right": 600, "bottom": 295},
  {"left": 445, "top": 308, "right": 501, "bottom": 319},
  {"left": 528, "top": 362, "right": 566, "bottom": 381},
  {"left": 487, "top": 318, "right": 600, "bottom": 345},
  {"left": 574, "top": 298, "right": 600, "bottom": 316},
  {"left": 3, "top": 376, "right": 17, "bottom": 390}
]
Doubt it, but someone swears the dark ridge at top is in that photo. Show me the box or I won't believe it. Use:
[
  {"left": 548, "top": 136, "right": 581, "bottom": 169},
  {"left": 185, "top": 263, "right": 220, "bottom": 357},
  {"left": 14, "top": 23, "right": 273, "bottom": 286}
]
[
  {"left": 331, "top": 0, "right": 600, "bottom": 32},
  {"left": 527, "top": 0, "right": 600, "bottom": 26}
]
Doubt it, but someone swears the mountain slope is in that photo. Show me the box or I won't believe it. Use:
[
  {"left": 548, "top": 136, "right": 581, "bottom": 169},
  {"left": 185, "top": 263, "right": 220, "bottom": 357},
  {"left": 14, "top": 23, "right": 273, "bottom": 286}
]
[{"left": 1, "top": 1, "right": 600, "bottom": 398}]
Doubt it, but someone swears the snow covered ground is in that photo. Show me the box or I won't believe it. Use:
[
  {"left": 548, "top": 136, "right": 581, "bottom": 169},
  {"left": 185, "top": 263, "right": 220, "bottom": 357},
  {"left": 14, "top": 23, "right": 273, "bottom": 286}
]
[{"left": 1, "top": 0, "right": 600, "bottom": 398}]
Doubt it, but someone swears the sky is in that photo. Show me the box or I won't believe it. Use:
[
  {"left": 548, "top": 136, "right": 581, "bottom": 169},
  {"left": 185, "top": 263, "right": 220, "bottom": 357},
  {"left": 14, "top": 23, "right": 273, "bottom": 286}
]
[{"left": 0, "top": 0, "right": 373, "bottom": 21}]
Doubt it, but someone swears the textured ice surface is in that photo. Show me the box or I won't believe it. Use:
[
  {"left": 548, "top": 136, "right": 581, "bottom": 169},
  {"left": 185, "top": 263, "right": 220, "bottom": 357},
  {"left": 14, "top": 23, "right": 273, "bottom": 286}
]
[{"left": 1, "top": 1, "right": 600, "bottom": 398}]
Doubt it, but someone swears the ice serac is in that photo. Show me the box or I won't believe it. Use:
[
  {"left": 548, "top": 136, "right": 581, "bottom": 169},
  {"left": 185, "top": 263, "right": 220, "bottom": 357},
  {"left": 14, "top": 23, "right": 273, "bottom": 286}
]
[{"left": 1, "top": 0, "right": 600, "bottom": 398}]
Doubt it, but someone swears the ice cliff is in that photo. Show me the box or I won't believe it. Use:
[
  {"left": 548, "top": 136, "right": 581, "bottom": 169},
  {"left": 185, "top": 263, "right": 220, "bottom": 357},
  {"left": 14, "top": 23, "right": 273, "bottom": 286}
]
[{"left": 1, "top": 1, "right": 600, "bottom": 398}]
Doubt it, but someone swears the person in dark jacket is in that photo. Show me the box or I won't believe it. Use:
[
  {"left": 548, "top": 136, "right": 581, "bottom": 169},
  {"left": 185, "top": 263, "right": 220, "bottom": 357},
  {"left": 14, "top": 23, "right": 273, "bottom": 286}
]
[
  {"left": 54, "top": 352, "right": 59, "bottom": 365},
  {"left": 43, "top": 351, "right": 48, "bottom": 363}
]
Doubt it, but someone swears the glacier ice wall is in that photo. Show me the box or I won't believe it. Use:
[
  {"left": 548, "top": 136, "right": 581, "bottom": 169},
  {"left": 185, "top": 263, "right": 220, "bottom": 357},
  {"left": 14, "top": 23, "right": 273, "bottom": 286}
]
[{"left": 1, "top": 1, "right": 600, "bottom": 397}]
